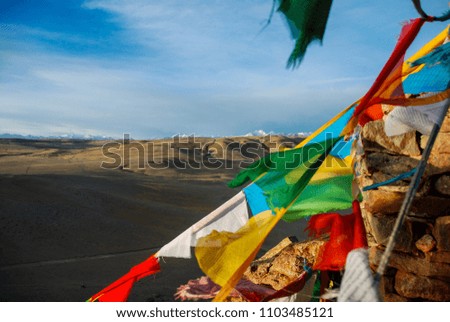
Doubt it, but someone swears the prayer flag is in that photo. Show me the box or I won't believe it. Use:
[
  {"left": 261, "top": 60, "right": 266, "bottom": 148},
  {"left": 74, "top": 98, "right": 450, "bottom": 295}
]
[
  {"left": 306, "top": 201, "right": 367, "bottom": 271},
  {"left": 87, "top": 255, "right": 160, "bottom": 302},
  {"left": 277, "top": 0, "right": 333, "bottom": 68}
]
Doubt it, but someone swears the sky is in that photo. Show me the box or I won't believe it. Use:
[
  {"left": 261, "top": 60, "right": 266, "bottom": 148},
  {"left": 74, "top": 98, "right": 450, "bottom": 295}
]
[{"left": 0, "top": 0, "right": 448, "bottom": 139}]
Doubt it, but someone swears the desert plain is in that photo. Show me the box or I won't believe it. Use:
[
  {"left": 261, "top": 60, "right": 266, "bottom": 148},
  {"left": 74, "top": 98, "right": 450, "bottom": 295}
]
[{"left": 0, "top": 136, "right": 307, "bottom": 301}]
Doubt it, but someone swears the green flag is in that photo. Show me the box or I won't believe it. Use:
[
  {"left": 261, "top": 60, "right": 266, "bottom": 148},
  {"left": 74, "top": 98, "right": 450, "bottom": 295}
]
[
  {"left": 278, "top": 0, "right": 333, "bottom": 68},
  {"left": 229, "top": 136, "right": 342, "bottom": 211}
]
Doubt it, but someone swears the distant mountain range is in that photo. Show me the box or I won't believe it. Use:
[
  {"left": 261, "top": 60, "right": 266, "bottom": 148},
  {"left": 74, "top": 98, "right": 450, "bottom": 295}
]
[
  {"left": 171, "top": 130, "right": 311, "bottom": 138},
  {"left": 243, "top": 130, "right": 311, "bottom": 138},
  {"left": 0, "top": 133, "right": 115, "bottom": 140},
  {"left": 0, "top": 130, "right": 311, "bottom": 140}
]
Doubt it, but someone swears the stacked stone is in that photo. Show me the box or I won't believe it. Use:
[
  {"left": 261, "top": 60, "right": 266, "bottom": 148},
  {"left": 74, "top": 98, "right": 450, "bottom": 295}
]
[{"left": 356, "top": 111, "right": 450, "bottom": 301}]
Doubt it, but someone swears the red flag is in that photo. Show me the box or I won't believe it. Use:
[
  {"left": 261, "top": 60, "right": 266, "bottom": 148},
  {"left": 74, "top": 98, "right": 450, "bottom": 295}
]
[
  {"left": 88, "top": 254, "right": 160, "bottom": 302},
  {"left": 344, "top": 18, "right": 425, "bottom": 132},
  {"left": 306, "top": 201, "right": 367, "bottom": 271}
]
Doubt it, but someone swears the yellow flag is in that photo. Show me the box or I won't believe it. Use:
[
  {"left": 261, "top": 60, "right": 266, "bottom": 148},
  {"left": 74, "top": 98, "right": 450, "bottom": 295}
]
[{"left": 195, "top": 209, "right": 285, "bottom": 302}]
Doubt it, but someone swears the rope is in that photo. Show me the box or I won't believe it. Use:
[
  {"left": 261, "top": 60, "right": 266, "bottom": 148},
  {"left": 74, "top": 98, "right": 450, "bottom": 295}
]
[
  {"left": 411, "top": 0, "right": 450, "bottom": 22},
  {"left": 260, "top": 0, "right": 277, "bottom": 32},
  {"left": 362, "top": 168, "right": 417, "bottom": 191},
  {"left": 375, "top": 103, "right": 449, "bottom": 281}
]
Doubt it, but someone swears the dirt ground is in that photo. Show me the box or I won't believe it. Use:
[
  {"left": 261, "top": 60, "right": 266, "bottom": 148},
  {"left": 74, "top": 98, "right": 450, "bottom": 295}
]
[{"left": 0, "top": 137, "right": 307, "bottom": 301}]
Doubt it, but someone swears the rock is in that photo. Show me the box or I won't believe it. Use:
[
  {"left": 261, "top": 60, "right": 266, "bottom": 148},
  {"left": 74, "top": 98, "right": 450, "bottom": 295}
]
[
  {"left": 290, "top": 239, "right": 326, "bottom": 266},
  {"left": 433, "top": 131, "right": 450, "bottom": 154},
  {"left": 362, "top": 120, "right": 421, "bottom": 156},
  {"left": 435, "top": 175, "right": 450, "bottom": 196},
  {"left": 425, "top": 251, "right": 450, "bottom": 264},
  {"left": 383, "top": 293, "right": 409, "bottom": 302},
  {"left": 358, "top": 113, "right": 450, "bottom": 302},
  {"left": 440, "top": 111, "right": 450, "bottom": 133},
  {"left": 409, "top": 196, "right": 450, "bottom": 218},
  {"left": 361, "top": 219, "right": 378, "bottom": 248},
  {"left": 369, "top": 247, "right": 450, "bottom": 278},
  {"left": 364, "top": 212, "right": 414, "bottom": 252},
  {"left": 363, "top": 152, "right": 419, "bottom": 178},
  {"left": 244, "top": 239, "right": 324, "bottom": 291},
  {"left": 379, "top": 274, "right": 395, "bottom": 299},
  {"left": 415, "top": 234, "right": 437, "bottom": 253},
  {"left": 420, "top": 135, "right": 428, "bottom": 150},
  {"left": 362, "top": 190, "right": 404, "bottom": 214},
  {"left": 433, "top": 216, "right": 450, "bottom": 252},
  {"left": 395, "top": 270, "right": 450, "bottom": 301},
  {"left": 419, "top": 135, "right": 449, "bottom": 176},
  {"left": 427, "top": 132, "right": 450, "bottom": 175},
  {"left": 363, "top": 190, "right": 450, "bottom": 218},
  {"left": 258, "top": 236, "right": 297, "bottom": 261}
]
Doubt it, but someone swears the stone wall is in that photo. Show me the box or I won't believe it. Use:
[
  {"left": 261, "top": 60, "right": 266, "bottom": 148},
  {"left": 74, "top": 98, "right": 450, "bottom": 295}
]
[
  {"left": 224, "top": 111, "right": 449, "bottom": 302},
  {"left": 356, "top": 110, "right": 450, "bottom": 301}
]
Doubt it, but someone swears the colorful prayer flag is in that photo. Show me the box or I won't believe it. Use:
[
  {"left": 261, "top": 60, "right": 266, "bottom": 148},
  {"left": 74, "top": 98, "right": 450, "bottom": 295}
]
[
  {"left": 229, "top": 135, "right": 342, "bottom": 212},
  {"left": 195, "top": 209, "right": 283, "bottom": 302},
  {"left": 344, "top": 22, "right": 450, "bottom": 134},
  {"left": 241, "top": 105, "right": 357, "bottom": 222},
  {"left": 87, "top": 254, "right": 160, "bottom": 302},
  {"left": 283, "top": 155, "right": 354, "bottom": 222},
  {"left": 202, "top": 109, "right": 355, "bottom": 301},
  {"left": 88, "top": 18, "right": 449, "bottom": 305},
  {"left": 403, "top": 42, "right": 450, "bottom": 93},
  {"left": 306, "top": 201, "right": 367, "bottom": 271},
  {"left": 157, "top": 191, "right": 249, "bottom": 259},
  {"left": 277, "top": 0, "right": 333, "bottom": 68}
]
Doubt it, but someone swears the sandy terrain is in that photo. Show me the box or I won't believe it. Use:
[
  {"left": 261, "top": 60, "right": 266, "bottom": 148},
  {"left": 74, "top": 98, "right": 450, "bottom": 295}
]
[{"left": 0, "top": 136, "right": 308, "bottom": 301}]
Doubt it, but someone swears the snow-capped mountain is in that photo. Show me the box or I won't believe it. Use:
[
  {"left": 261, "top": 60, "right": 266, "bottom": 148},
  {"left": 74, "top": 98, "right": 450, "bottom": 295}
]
[{"left": 0, "top": 133, "right": 115, "bottom": 140}]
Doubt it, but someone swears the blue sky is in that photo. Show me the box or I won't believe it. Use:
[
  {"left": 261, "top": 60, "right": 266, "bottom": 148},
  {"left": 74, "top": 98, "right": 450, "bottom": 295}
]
[{"left": 0, "top": 0, "right": 448, "bottom": 138}]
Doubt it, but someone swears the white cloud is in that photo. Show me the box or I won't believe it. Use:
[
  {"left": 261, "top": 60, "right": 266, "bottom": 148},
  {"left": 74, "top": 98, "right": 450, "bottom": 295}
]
[{"left": 2, "top": 1, "right": 445, "bottom": 138}]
